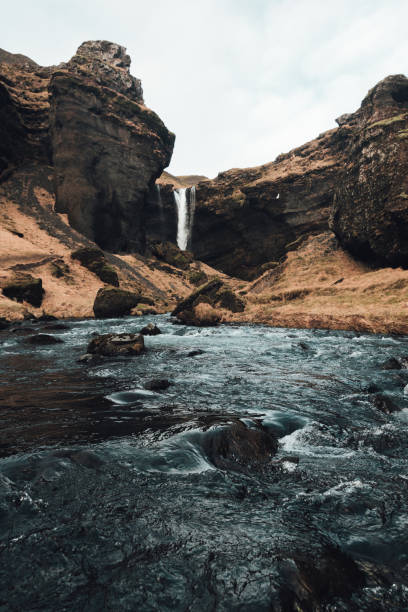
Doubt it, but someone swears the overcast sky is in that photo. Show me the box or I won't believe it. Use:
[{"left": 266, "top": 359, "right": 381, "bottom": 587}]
[{"left": 1, "top": 0, "right": 407, "bottom": 177}]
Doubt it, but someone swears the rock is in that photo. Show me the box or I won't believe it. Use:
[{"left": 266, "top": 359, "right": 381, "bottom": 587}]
[
  {"left": 381, "top": 357, "right": 403, "bottom": 370},
  {"left": 42, "top": 323, "right": 70, "bottom": 331},
  {"left": 93, "top": 287, "right": 140, "bottom": 318},
  {"left": 172, "top": 278, "right": 244, "bottom": 325},
  {"left": 372, "top": 393, "right": 400, "bottom": 414},
  {"left": 77, "top": 353, "right": 103, "bottom": 364},
  {"left": 143, "top": 378, "right": 172, "bottom": 391},
  {"left": 87, "top": 333, "right": 144, "bottom": 356},
  {"left": 0, "top": 41, "right": 174, "bottom": 254},
  {"left": 50, "top": 41, "right": 174, "bottom": 252},
  {"left": 277, "top": 545, "right": 365, "bottom": 611},
  {"left": 150, "top": 241, "right": 193, "bottom": 270},
  {"left": 71, "top": 247, "right": 119, "bottom": 287},
  {"left": 0, "top": 318, "right": 10, "bottom": 331},
  {"left": 187, "top": 349, "right": 205, "bottom": 357},
  {"left": 362, "top": 382, "right": 381, "bottom": 393},
  {"left": 2, "top": 274, "right": 44, "bottom": 307},
  {"left": 37, "top": 313, "right": 57, "bottom": 322},
  {"left": 330, "top": 75, "right": 408, "bottom": 267},
  {"left": 201, "top": 421, "right": 278, "bottom": 472},
  {"left": 23, "top": 334, "right": 63, "bottom": 345},
  {"left": 140, "top": 322, "right": 161, "bottom": 336}
]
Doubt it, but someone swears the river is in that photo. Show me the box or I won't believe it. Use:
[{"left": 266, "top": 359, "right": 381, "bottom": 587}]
[{"left": 1, "top": 315, "right": 408, "bottom": 610}]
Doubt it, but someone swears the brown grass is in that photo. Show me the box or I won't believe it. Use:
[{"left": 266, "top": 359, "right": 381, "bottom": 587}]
[
  {"left": 233, "top": 232, "right": 408, "bottom": 334},
  {"left": 194, "top": 303, "right": 222, "bottom": 325}
]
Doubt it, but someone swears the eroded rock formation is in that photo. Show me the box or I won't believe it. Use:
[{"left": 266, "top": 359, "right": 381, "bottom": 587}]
[
  {"left": 330, "top": 75, "right": 408, "bottom": 266},
  {"left": 160, "top": 75, "right": 408, "bottom": 280},
  {"left": 0, "top": 41, "right": 175, "bottom": 252}
]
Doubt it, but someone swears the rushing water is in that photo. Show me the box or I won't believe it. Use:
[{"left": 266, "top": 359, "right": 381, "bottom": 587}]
[{"left": 1, "top": 316, "right": 408, "bottom": 610}]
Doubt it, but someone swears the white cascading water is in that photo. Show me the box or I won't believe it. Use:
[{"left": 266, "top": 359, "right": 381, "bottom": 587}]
[{"left": 174, "top": 186, "right": 196, "bottom": 251}]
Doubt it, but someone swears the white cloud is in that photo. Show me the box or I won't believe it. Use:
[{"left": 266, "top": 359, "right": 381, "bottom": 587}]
[{"left": 1, "top": 0, "right": 407, "bottom": 177}]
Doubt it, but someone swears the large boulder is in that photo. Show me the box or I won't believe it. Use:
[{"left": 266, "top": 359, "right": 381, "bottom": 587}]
[
  {"left": 330, "top": 75, "right": 408, "bottom": 267},
  {"left": 201, "top": 421, "right": 278, "bottom": 472},
  {"left": 71, "top": 246, "right": 119, "bottom": 286},
  {"left": 93, "top": 287, "right": 140, "bottom": 318},
  {"left": 87, "top": 333, "right": 144, "bottom": 356},
  {"left": 2, "top": 274, "right": 44, "bottom": 307}
]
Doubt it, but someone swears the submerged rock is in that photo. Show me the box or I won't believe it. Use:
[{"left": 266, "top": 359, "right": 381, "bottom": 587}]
[
  {"left": 23, "top": 334, "right": 63, "bottom": 345},
  {"left": 87, "top": 333, "right": 144, "bottom": 356},
  {"left": 140, "top": 322, "right": 161, "bottom": 336},
  {"left": 2, "top": 274, "right": 44, "bottom": 307},
  {"left": 144, "top": 378, "right": 172, "bottom": 391},
  {"left": 372, "top": 393, "right": 401, "bottom": 414},
  {"left": 93, "top": 287, "right": 140, "bottom": 318}
]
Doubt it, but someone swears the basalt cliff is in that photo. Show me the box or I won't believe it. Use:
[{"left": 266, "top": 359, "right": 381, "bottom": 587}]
[
  {"left": 1, "top": 41, "right": 408, "bottom": 333},
  {"left": 157, "top": 74, "right": 408, "bottom": 280}
]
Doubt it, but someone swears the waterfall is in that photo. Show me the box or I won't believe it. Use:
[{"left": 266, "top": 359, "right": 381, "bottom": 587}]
[{"left": 174, "top": 186, "right": 196, "bottom": 251}]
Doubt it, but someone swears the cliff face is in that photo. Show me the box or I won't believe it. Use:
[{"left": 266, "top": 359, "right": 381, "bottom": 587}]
[
  {"left": 0, "top": 41, "right": 175, "bottom": 252},
  {"left": 163, "top": 74, "right": 408, "bottom": 280},
  {"left": 176, "top": 129, "right": 347, "bottom": 279},
  {"left": 330, "top": 75, "right": 408, "bottom": 267}
]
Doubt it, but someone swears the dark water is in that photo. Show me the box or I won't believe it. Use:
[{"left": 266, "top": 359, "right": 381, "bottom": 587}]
[{"left": 1, "top": 315, "right": 408, "bottom": 611}]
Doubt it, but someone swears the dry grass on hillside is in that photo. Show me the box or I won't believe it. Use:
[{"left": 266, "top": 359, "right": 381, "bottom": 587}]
[{"left": 236, "top": 233, "right": 408, "bottom": 334}]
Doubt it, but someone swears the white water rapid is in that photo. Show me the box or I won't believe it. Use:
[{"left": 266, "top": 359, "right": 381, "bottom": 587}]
[{"left": 174, "top": 186, "right": 196, "bottom": 251}]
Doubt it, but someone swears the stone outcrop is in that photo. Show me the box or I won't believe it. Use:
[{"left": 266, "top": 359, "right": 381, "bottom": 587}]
[
  {"left": 0, "top": 41, "right": 174, "bottom": 253},
  {"left": 164, "top": 131, "right": 348, "bottom": 279},
  {"left": 2, "top": 274, "right": 44, "bottom": 307},
  {"left": 93, "top": 286, "right": 140, "bottom": 318},
  {"left": 172, "top": 278, "right": 245, "bottom": 325},
  {"left": 87, "top": 332, "right": 144, "bottom": 356},
  {"left": 330, "top": 75, "right": 408, "bottom": 267},
  {"left": 71, "top": 247, "right": 119, "bottom": 286}
]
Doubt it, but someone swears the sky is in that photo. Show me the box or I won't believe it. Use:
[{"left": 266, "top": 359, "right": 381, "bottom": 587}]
[{"left": 1, "top": 0, "right": 407, "bottom": 178}]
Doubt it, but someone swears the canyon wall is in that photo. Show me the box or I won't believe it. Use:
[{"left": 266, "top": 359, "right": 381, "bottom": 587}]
[
  {"left": 160, "top": 75, "right": 408, "bottom": 280},
  {"left": 0, "top": 41, "right": 174, "bottom": 253}
]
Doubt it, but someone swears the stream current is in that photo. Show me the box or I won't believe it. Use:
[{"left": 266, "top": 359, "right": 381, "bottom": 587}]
[{"left": 0, "top": 315, "right": 408, "bottom": 610}]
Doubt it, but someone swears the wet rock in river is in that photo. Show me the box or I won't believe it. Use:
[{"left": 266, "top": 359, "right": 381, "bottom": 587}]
[
  {"left": 187, "top": 349, "right": 205, "bottom": 357},
  {"left": 277, "top": 544, "right": 365, "bottom": 611},
  {"left": 23, "top": 334, "right": 64, "bottom": 345},
  {"left": 140, "top": 322, "right": 161, "bottom": 336},
  {"left": 371, "top": 393, "right": 401, "bottom": 414},
  {"left": 87, "top": 333, "right": 144, "bottom": 356},
  {"left": 144, "top": 378, "right": 172, "bottom": 391},
  {"left": 202, "top": 421, "right": 278, "bottom": 472},
  {"left": 381, "top": 357, "right": 404, "bottom": 370},
  {"left": 0, "top": 317, "right": 10, "bottom": 331}
]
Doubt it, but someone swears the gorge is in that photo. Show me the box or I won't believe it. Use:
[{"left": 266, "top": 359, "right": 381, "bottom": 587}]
[{"left": 1, "top": 40, "right": 408, "bottom": 611}]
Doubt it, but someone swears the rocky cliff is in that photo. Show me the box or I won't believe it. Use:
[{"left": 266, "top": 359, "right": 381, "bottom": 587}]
[
  {"left": 0, "top": 41, "right": 175, "bottom": 252},
  {"left": 330, "top": 75, "right": 408, "bottom": 267},
  {"left": 161, "top": 75, "right": 408, "bottom": 280}
]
